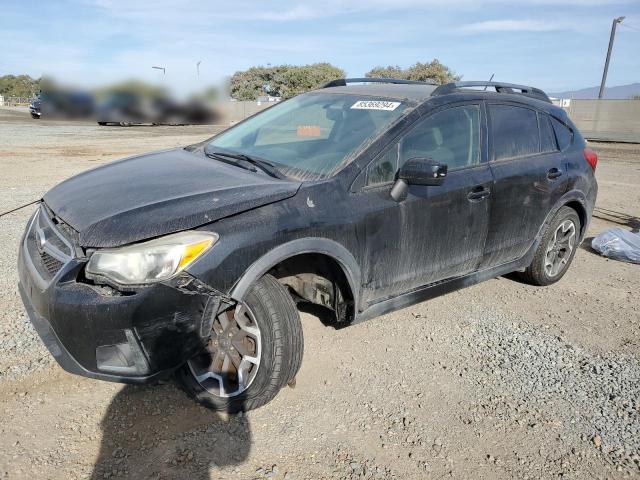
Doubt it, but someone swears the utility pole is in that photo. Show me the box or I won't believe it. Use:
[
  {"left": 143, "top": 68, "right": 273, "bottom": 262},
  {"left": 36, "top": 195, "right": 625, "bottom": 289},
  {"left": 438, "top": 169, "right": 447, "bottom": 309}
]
[{"left": 598, "top": 16, "right": 625, "bottom": 99}]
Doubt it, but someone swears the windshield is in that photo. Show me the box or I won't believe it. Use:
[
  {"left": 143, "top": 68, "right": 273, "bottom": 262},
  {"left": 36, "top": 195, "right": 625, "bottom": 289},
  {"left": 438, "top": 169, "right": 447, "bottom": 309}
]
[{"left": 206, "top": 93, "right": 408, "bottom": 181}]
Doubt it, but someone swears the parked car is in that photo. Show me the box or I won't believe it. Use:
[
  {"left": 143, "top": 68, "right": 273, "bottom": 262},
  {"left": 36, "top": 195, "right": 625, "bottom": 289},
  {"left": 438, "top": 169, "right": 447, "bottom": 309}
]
[
  {"left": 29, "top": 90, "right": 94, "bottom": 119},
  {"left": 18, "top": 78, "right": 598, "bottom": 412},
  {"left": 96, "top": 91, "right": 152, "bottom": 126},
  {"left": 96, "top": 92, "right": 219, "bottom": 126}
]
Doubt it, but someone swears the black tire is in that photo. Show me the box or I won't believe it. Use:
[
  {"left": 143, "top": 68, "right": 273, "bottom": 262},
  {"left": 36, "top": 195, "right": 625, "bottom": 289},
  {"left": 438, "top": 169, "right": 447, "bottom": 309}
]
[
  {"left": 178, "top": 274, "right": 303, "bottom": 412},
  {"left": 519, "top": 206, "right": 581, "bottom": 286},
  {"left": 31, "top": 114, "right": 40, "bottom": 119},
  {"left": 97, "top": 122, "right": 107, "bottom": 126}
]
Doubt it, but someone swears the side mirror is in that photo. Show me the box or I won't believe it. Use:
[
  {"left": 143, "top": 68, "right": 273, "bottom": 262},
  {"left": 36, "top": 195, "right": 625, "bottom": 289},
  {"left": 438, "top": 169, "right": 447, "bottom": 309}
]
[{"left": 398, "top": 157, "right": 447, "bottom": 186}]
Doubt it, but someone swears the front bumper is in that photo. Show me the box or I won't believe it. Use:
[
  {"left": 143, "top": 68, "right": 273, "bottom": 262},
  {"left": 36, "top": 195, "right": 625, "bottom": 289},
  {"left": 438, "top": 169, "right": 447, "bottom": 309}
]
[{"left": 17, "top": 208, "right": 218, "bottom": 383}]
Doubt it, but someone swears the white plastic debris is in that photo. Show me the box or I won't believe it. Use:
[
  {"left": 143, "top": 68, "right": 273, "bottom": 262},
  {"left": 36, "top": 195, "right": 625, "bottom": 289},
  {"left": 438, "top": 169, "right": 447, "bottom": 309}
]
[{"left": 591, "top": 228, "right": 640, "bottom": 264}]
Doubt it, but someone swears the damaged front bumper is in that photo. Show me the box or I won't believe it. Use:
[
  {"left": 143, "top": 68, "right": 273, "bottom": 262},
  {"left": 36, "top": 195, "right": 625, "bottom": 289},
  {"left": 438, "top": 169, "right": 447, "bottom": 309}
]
[{"left": 17, "top": 208, "right": 221, "bottom": 383}]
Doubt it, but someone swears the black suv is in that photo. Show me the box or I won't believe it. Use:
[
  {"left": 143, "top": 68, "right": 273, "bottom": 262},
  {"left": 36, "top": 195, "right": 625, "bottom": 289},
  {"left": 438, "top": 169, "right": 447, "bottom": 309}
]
[{"left": 18, "top": 79, "right": 598, "bottom": 412}]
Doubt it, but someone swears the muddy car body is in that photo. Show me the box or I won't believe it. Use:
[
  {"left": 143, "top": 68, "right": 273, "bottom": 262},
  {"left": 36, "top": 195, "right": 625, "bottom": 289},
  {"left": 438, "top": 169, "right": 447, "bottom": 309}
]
[{"left": 18, "top": 79, "right": 598, "bottom": 411}]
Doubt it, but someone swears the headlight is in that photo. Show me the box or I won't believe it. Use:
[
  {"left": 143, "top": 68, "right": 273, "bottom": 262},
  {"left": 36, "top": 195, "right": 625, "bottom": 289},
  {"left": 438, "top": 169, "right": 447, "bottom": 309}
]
[{"left": 86, "top": 231, "right": 217, "bottom": 285}]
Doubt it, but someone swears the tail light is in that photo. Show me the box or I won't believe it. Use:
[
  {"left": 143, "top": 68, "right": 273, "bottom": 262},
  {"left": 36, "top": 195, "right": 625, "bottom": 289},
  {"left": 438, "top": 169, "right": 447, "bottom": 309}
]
[{"left": 584, "top": 148, "right": 598, "bottom": 171}]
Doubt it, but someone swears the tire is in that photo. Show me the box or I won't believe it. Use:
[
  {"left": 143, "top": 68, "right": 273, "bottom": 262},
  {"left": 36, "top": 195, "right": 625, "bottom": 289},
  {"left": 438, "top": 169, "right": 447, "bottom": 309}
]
[
  {"left": 31, "top": 114, "right": 40, "bottom": 119},
  {"left": 519, "top": 206, "right": 581, "bottom": 286},
  {"left": 178, "top": 274, "right": 303, "bottom": 412},
  {"left": 97, "top": 122, "right": 107, "bottom": 126}
]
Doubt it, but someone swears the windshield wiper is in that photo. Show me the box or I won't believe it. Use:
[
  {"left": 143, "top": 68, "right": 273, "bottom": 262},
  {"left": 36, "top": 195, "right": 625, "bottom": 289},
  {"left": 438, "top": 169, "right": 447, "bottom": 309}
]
[
  {"left": 205, "top": 152, "right": 257, "bottom": 174},
  {"left": 207, "top": 151, "right": 286, "bottom": 179}
]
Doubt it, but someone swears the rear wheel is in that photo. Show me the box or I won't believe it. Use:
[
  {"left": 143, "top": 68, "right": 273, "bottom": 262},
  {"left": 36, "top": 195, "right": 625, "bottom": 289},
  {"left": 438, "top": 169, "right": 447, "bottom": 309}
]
[
  {"left": 519, "top": 206, "right": 581, "bottom": 286},
  {"left": 178, "top": 274, "right": 303, "bottom": 412}
]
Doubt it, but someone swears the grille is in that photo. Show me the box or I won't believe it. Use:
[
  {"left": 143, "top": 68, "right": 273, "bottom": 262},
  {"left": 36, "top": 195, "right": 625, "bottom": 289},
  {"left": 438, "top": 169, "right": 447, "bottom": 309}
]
[
  {"left": 25, "top": 205, "right": 76, "bottom": 282},
  {"left": 39, "top": 250, "right": 65, "bottom": 276}
]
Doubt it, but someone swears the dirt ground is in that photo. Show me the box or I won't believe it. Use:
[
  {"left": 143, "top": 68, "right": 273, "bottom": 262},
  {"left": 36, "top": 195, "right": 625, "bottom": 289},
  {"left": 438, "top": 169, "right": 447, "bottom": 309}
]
[{"left": 0, "top": 106, "right": 638, "bottom": 480}]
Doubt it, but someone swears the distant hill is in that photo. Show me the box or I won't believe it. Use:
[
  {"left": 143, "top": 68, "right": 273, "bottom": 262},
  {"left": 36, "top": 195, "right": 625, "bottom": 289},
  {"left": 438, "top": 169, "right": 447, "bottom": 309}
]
[{"left": 549, "top": 83, "right": 640, "bottom": 99}]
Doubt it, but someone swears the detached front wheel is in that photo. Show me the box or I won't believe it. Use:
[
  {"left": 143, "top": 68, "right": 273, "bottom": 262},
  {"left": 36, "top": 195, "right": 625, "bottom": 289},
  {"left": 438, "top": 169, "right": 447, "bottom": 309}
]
[{"left": 179, "top": 274, "right": 303, "bottom": 412}]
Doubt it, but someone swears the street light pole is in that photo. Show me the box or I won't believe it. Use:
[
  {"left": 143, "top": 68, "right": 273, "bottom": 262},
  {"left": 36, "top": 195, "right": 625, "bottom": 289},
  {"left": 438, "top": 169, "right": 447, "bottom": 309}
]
[
  {"left": 598, "top": 16, "right": 625, "bottom": 99},
  {"left": 196, "top": 61, "right": 202, "bottom": 79},
  {"left": 152, "top": 66, "right": 166, "bottom": 76}
]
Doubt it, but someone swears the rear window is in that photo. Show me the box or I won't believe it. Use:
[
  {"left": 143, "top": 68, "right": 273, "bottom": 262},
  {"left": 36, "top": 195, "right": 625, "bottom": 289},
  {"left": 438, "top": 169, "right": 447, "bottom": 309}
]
[
  {"left": 489, "top": 104, "right": 539, "bottom": 161},
  {"left": 550, "top": 117, "right": 573, "bottom": 151}
]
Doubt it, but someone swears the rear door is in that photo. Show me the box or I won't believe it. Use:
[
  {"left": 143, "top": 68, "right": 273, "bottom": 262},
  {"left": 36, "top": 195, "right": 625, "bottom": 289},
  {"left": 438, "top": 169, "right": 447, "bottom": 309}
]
[{"left": 480, "top": 103, "right": 568, "bottom": 268}]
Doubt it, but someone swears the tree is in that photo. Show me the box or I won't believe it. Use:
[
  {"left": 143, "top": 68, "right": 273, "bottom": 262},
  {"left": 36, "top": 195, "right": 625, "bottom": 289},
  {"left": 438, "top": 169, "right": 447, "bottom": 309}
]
[
  {"left": 229, "top": 63, "right": 345, "bottom": 100},
  {"left": 365, "top": 60, "right": 460, "bottom": 85},
  {"left": 0, "top": 74, "right": 41, "bottom": 98},
  {"left": 365, "top": 65, "right": 405, "bottom": 79}
]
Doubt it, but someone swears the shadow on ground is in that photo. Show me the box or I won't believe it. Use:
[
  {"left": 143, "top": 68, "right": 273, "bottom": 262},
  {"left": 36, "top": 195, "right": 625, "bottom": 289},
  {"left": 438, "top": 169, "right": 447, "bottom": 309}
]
[
  {"left": 88, "top": 310, "right": 254, "bottom": 479},
  {"left": 90, "top": 382, "right": 251, "bottom": 479}
]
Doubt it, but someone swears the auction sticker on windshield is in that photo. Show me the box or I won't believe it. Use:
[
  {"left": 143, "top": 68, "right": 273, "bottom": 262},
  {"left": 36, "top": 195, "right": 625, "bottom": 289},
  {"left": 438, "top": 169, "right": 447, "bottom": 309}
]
[{"left": 351, "top": 100, "right": 401, "bottom": 111}]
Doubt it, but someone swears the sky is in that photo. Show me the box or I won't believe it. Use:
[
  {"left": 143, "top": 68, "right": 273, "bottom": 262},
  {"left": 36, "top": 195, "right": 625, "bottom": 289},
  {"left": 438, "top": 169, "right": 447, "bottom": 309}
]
[{"left": 1, "top": 0, "right": 639, "bottom": 94}]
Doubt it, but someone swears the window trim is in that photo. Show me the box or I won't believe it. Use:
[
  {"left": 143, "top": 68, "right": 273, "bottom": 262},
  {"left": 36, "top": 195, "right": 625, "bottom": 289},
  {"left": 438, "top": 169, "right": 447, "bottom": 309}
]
[{"left": 359, "top": 100, "right": 485, "bottom": 189}]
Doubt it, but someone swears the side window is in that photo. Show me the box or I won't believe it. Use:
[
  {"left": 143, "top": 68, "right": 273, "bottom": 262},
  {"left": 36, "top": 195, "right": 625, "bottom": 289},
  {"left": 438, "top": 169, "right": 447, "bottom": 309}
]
[
  {"left": 489, "top": 104, "right": 540, "bottom": 160},
  {"left": 365, "top": 104, "right": 481, "bottom": 186},
  {"left": 539, "top": 113, "right": 558, "bottom": 153},
  {"left": 550, "top": 117, "right": 573, "bottom": 151},
  {"left": 399, "top": 105, "right": 481, "bottom": 170}
]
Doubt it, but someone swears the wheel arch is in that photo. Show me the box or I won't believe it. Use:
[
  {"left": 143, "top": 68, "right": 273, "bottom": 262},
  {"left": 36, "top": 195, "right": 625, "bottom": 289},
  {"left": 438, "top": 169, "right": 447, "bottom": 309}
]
[
  {"left": 229, "top": 238, "right": 361, "bottom": 315},
  {"left": 526, "top": 190, "right": 590, "bottom": 263},
  {"left": 563, "top": 199, "right": 588, "bottom": 237}
]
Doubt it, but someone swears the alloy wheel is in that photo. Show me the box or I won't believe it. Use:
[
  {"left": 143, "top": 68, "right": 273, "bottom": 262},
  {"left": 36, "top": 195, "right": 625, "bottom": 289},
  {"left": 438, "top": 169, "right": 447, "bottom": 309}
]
[
  {"left": 188, "top": 303, "right": 262, "bottom": 398},
  {"left": 544, "top": 219, "right": 576, "bottom": 277}
]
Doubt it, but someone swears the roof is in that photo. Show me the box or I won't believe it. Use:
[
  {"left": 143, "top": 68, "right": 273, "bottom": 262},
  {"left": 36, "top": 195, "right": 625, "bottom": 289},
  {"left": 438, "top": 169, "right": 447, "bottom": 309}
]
[
  {"left": 318, "top": 83, "right": 438, "bottom": 102},
  {"left": 315, "top": 79, "right": 553, "bottom": 106}
]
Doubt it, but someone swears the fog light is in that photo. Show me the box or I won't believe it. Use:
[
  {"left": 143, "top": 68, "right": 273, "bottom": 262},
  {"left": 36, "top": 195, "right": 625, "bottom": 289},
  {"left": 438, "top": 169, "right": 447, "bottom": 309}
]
[{"left": 96, "top": 329, "right": 149, "bottom": 375}]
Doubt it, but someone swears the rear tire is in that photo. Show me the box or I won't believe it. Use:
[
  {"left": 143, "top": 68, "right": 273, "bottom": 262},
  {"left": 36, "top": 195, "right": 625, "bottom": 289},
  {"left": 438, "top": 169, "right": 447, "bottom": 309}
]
[
  {"left": 178, "top": 274, "right": 303, "bottom": 412},
  {"left": 519, "top": 206, "right": 581, "bottom": 286}
]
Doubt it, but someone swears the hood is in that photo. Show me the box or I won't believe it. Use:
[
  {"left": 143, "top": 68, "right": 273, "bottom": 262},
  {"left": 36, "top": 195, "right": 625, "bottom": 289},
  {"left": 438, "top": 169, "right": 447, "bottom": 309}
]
[{"left": 43, "top": 148, "right": 301, "bottom": 248}]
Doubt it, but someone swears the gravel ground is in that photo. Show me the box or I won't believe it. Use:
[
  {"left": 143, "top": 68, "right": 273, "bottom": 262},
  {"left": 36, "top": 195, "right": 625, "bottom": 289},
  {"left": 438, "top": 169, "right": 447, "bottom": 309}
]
[{"left": 0, "top": 107, "right": 638, "bottom": 479}]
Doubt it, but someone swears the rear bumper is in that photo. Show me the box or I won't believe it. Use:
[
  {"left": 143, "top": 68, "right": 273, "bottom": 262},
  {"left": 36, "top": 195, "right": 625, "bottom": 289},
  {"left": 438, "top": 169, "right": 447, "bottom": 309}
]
[{"left": 17, "top": 212, "right": 216, "bottom": 383}]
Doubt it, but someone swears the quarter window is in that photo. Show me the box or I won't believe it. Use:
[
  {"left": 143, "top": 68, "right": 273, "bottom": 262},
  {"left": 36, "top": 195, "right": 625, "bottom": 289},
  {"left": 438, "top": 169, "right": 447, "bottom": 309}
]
[
  {"left": 489, "top": 104, "right": 540, "bottom": 160},
  {"left": 550, "top": 117, "right": 573, "bottom": 150},
  {"left": 365, "top": 104, "right": 481, "bottom": 186}
]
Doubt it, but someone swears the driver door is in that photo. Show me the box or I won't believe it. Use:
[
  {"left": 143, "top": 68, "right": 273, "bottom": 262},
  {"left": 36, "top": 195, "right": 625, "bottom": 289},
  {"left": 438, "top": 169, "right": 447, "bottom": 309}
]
[{"left": 356, "top": 102, "right": 492, "bottom": 305}]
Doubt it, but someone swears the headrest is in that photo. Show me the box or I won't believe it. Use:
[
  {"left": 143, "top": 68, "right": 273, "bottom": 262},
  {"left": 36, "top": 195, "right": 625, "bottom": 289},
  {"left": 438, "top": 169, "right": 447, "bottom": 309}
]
[{"left": 431, "top": 127, "right": 443, "bottom": 146}]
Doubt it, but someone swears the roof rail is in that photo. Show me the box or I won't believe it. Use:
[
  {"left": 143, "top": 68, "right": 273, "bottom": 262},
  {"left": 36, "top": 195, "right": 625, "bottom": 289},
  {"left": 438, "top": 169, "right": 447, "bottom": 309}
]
[
  {"left": 432, "top": 81, "right": 551, "bottom": 103},
  {"left": 321, "top": 77, "right": 437, "bottom": 88}
]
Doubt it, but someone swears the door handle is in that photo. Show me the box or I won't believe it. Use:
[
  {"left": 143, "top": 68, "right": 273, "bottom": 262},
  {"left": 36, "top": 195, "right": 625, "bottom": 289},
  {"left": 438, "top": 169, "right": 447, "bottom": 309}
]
[
  {"left": 467, "top": 186, "right": 490, "bottom": 201},
  {"left": 547, "top": 167, "right": 563, "bottom": 179}
]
